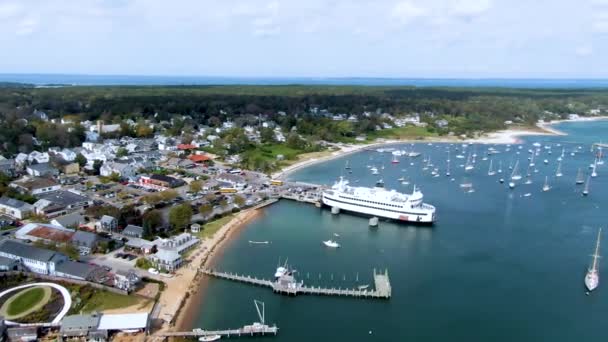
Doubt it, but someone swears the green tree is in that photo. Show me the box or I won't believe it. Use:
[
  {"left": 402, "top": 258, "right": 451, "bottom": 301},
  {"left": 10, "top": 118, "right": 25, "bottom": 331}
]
[
  {"left": 169, "top": 203, "right": 193, "bottom": 230},
  {"left": 75, "top": 153, "right": 87, "bottom": 167},
  {"left": 143, "top": 210, "right": 163, "bottom": 231},
  {"left": 234, "top": 195, "right": 246, "bottom": 207},
  {"left": 199, "top": 203, "right": 213, "bottom": 216},
  {"left": 116, "top": 147, "right": 128, "bottom": 158},
  {"left": 189, "top": 180, "right": 203, "bottom": 193},
  {"left": 260, "top": 127, "right": 275, "bottom": 143}
]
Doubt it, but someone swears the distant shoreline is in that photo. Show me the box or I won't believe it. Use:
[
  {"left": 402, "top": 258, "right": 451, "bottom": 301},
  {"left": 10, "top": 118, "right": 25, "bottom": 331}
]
[{"left": 274, "top": 116, "right": 608, "bottom": 180}]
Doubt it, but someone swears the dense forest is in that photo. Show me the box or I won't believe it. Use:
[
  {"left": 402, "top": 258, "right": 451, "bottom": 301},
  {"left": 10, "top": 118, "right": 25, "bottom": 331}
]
[{"left": 0, "top": 85, "right": 606, "bottom": 156}]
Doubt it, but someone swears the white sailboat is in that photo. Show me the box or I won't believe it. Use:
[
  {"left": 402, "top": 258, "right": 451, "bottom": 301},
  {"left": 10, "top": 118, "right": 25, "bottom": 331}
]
[
  {"left": 322, "top": 240, "right": 341, "bottom": 248},
  {"left": 555, "top": 160, "right": 563, "bottom": 177},
  {"left": 487, "top": 159, "right": 496, "bottom": 176},
  {"left": 583, "top": 175, "right": 591, "bottom": 196},
  {"left": 542, "top": 176, "right": 550, "bottom": 192},
  {"left": 591, "top": 160, "right": 598, "bottom": 178},
  {"left": 585, "top": 228, "right": 602, "bottom": 292},
  {"left": 465, "top": 153, "right": 474, "bottom": 171},
  {"left": 510, "top": 160, "right": 522, "bottom": 180},
  {"left": 497, "top": 160, "right": 503, "bottom": 174},
  {"left": 575, "top": 168, "right": 585, "bottom": 185},
  {"left": 370, "top": 166, "right": 379, "bottom": 175}
]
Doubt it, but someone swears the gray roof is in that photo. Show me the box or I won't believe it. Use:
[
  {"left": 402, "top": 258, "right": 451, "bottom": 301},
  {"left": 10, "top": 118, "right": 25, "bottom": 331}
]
[
  {"left": 27, "top": 163, "right": 57, "bottom": 173},
  {"left": 0, "top": 197, "right": 33, "bottom": 210},
  {"left": 60, "top": 313, "right": 101, "bottom": 332},
  {"left": 37, "top": 190, "right": 90, "bottom": 206},
  {"left": 70, "top": 231, "right": 98, "bottom": 247},
  {"left": 0, "top": 240, "right": 64, "bottom": 262},
  {"left": 100, "top": 215, "right": 116, "bottom": 224},
  {"left": 0, "top": 255, "right": 18, "bottom": 267},
  {"left": 123, "top": 225, "right": 143, "bottom": 237},
  {"left": 53, "top": 212, "right": 86, "bottom": 227},
  {"left": 55, "top": 260, "right": 95, "bottom": 279},
  {"left": 12, "top": 177, "right": 58, "bottom": 190}
]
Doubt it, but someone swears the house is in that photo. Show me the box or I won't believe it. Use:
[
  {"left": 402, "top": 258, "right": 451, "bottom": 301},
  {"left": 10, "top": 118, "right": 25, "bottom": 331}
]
[
  {"left": 33, "top": 190, "right": 93, "bottom": 218},
  {"left": 60, "top": 313, "right": 102, "bottom": 339},
  {"left": 26, "top": 163, "right": 59, "bottom": 177},
  {"left": 217, "top": 173, "right": 247, "bottom": 190},
  {"left": 139, "top": 174, "right": 185, "bottom": 190},
  {"left": 190, "top": 223, "right": 201, "bottom": 233},
  {"left": 189, "top": 154, "right": 211, "bottom": 163},
  {"left": 122, "top": 224, "right": 143, "bottom": 238},
  {"left": 568, "top": 114, "right": 580, "bottom": 120},
  {"left": 435, "top": 119, "right": 449, "bottom": 128},
  {"left": 157, "top": 232, "right": 199, "bottom": 255},
  {"left": 15, "top": 222, "right": 75, "bottom": 244},
  {"left": 0, "top": 197, "right": 34, "bottom": 220},
  {"left": 0, "top": 240, "right": 68, "bottom": 275},
  {"left": 0, "top": 159, "right": 16, "bottom": 177},
  {"left": 53, "top": 159, "right": 80, "bottom": 175},
  {"left": 177, "top": 143, "right": 196, "bottom": 151},
  {"left": 114, "top": 270, "right": 140, "bottom": 292},
  {"left": 70, "top": 231, "right": 99, "bottom": 255},
  {"left": 27, "top": 151, "right": 50, "bottom": 164},
  {"left": 99, "top": 215, "right": 118, "bottom": 232},
  {"left": 165, "top": 157, "right": 195, "bottom": 169},
  {"left": 51, "top": 212, "right": 86, "bottom": 229},
  {"left": 55, "top": 260, "right": 104, "bottom": 280},
  {"left": 7, "top": 326, "right": 39, "bottom": 342},
  {"left": 10, "top": 177, "right": 61, "bottom": 195},
  {"left": 99, "top": 161, "right": 136, "bottom": 179},
  {"left": 149, "top": 249, "right": 182, "bottom": 272}
]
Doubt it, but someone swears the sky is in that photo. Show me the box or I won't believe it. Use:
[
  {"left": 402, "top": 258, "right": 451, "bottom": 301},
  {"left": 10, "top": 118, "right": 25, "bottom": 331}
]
[{"left": 0, "top": 0, "right": 607, "bottom": 78}]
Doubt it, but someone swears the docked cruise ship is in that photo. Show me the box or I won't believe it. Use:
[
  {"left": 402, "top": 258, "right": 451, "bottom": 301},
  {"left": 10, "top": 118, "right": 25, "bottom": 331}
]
[{"left": 322, "top": 177, "right": 436, "bottom": 223}]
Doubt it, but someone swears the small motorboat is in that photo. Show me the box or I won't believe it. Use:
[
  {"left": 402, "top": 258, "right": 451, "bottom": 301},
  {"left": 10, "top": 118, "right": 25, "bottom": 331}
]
[
  {"left": 358, "top": 284, "right": 370, "bottom": 290},
  {"left": 199, "top": 335, "right": 221, "bottom": 342},
  {"left": 323, "top": 240, "right": 340, "bottom": 248},
  {"left": 248, "top": 240, "right": 269, "bottom": 244}
]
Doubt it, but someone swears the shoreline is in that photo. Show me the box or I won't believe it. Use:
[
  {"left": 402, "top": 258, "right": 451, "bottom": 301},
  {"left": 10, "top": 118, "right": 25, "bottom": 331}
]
[
  {"left": 171, "top": 209, "right": 262, "bottom": 332},
  {"left": 273, "top": 116, "right": 608, "bottom": 180},
  {"left": 151, "top": 209, "right": 262, "bottom": 337}
]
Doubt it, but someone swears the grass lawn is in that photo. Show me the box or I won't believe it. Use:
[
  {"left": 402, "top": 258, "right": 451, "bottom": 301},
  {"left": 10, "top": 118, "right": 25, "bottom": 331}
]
[
  {"left": 80, "top": 290, "right": 143, "bottom": 313},
  {"left": 366, "top": 126, "right": 438, "bottom": 141},
  {"left": 196, "top": 214, "right": 236, "bottom": 239},
  {"left": 244, "top": 143, "right": 303, "bottom": 163},
  {"left": 5, "top": 287, "right": 47, "bottom": 317}
]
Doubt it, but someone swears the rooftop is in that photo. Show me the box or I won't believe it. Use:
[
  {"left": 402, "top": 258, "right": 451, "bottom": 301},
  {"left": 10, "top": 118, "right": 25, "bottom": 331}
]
[
  {"left": 37, "top": 190, "right": 91, "bottom": 206},
  {"left": 0, "top": 240, "right": 64, "bottom": 262},
  {"left": 0, "top": 197, "right": 33, "bottom": 210},
  {"left": 97, "top": 313, "right": 149, "bottom": 331},
  {"left": 12, "top": 177, "right": 58, "bottom": 190}
]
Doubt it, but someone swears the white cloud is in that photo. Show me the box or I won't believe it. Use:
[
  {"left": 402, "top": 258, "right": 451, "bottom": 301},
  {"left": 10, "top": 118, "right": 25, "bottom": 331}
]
[
  {"left": 575, "top": 45, "right": 593, "bottom": 56},
  {"left": 15, "top": 16, "right": 38, "bottom": 36},
  {"left": 448, "top": 0, "right": 492, "bottom": 18},
  {"left": 0, "top": 2, "right": 21, "bottom": 19},
  {"left": 391, "top": 1, "right": 428, "bottom": 25}
]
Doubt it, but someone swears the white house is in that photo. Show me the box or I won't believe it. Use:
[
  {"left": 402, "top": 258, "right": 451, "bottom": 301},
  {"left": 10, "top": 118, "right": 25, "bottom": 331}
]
[
  {"left": 28, "top": 151, "right": 50, "bottom": 164},
  {"left": 0, "top": 197, "right": 34, "bottom": 219},
  {"left": 0, "top": 240, "right": 67, "bottom": 275},
  {"left": 100, "top": 161, "right": 136, "bottom": 178}
]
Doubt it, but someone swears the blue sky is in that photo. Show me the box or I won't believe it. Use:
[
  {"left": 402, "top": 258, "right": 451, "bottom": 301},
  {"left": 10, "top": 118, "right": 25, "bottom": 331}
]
[{"left": 0, "top": 0, "right": 607, "bottom": 78}]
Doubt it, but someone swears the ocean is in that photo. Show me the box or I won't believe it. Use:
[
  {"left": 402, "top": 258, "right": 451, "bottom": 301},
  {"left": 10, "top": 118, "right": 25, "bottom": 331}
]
[
  {"left": 188, "top": 120, "right": 608, "bottom": 341},
  {"left": 2, "top": 74, "right": 608, "bottom": 88}
]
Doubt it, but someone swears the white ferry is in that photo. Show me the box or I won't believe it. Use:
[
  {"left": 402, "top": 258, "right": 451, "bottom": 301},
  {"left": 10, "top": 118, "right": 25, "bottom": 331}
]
[{"left": 322, "top": 177, "right": 436, "bottom": 224}]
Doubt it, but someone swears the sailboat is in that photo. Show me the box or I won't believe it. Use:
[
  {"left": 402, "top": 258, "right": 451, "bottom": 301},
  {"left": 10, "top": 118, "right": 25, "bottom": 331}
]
[
  {"left": 497, "top": 160, "right": 503, "bottom": 174},
  {"left": 576, "top": 168, "right": 585, "bottom": 184},
  {"left": 370, "top": 166, "right": 379, "bottom": 175},
  {"left": 391, "top": 155, "right": 400, "bottom": 164},
  {"left": 345, "top": 160, "right": 351, "bottom": 170},
  {"left": 465, "top": 153, "right": 474, "bottom": 171},
  {"left": 583, "top": 175, "right": 591, "bottom": 196},
  {"left": 542, "top": 176, "right": 550, "bottom": 192},
  {"left": 510, "top": 160, "right": 522, "bottom": 180},
  {"left": 446, "top": 159, "right": 451, "bottom": 177},
  {"left": 591, "top": 160, "right": 598, "bottom": 178},
  {"left": 555, "top": 160, "right": 563, "bottom": 177},
  {"left": 585, "top": 228, "right": 602, "bottom": 292},
  {"left": 487, "top": 159, "right": 496, "bottom": 176}
]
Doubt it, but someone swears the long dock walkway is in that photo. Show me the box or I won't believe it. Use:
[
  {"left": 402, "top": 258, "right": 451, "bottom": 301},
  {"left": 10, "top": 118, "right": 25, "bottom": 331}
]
[
  {"left": 201, "top": 268, "right": 391, "bottom": 299},
  {"left": 158, "top": 325, "right": 278, "bottom": 338}
]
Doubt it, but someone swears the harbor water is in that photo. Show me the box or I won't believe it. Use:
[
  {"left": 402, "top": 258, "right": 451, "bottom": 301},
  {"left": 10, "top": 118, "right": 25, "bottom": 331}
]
[{"left": 190, "top": 121, "right": 608, "bottom": 341}]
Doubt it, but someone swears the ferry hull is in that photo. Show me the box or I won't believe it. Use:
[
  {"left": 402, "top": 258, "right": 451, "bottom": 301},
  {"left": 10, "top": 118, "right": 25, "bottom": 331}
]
[{"left": 322, "top": 194, "right": 435, "bottom": 224}]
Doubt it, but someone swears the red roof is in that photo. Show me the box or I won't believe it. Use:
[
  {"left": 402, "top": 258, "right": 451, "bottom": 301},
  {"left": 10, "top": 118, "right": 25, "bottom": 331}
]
[
  {"left": 189, "top": 154, "right": 211, "bottom": 162},
  {"left": 177, "top": 144, "right": 196, "bottom": 150}
]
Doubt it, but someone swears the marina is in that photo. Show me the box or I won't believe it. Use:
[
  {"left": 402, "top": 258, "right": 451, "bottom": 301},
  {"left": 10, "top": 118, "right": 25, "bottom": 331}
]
[{"left": 191, "top": 120, "right": 608, "bottom": 342}]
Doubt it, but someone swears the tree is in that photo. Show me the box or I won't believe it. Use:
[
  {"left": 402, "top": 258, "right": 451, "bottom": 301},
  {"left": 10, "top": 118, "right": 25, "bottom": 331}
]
[
  {"left": 286, "top": 132, "right": 306, "bottom": 150},
  {"left": 234, "top": 195, "right": 246, "bottom": 207},
  {"left": 92, "top": 160, "right": 103, "bottom": 175},
  {"left": 158, "top": 189, "right": 178, "bottom": 202},
  {"left": 116, "top": 147, "right": 128, "bottom": 158},
  {"left": 75, "top": 153, "right": 87, "bottom": 167},
  {"left": 199, "top": 203, "right": 213, "bottom": 217},
  {"left": 143, "top": 210, "right": 163, "bottom": 231},
  {"left": 260, "top": 127, "right": 275, "bottom": 143},
  {"left": 169, "top": 203, "right": 193, "bottom": 230},
  {"left": 189, "top": 180, "right": 203, "bottom": 193}
]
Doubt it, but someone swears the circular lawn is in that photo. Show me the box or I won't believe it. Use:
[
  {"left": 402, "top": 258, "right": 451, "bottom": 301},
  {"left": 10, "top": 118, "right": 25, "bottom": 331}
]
[{"left": 0, "top": 286, "right": 52, "bottom": 320}]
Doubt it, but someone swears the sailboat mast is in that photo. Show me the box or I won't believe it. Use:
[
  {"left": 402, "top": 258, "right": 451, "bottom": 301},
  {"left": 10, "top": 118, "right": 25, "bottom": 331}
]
[{"left": 592, "top": 228, "right": 602, "bottom": 271}]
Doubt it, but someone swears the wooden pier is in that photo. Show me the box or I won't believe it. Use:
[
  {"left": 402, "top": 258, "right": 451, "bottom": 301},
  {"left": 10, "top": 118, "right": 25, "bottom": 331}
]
[
  {"left": 158, "top": 325, "right": 278, "bottom": 338},
  {"left": 201, "top": 268, "right": 391, "bottom": 299}
]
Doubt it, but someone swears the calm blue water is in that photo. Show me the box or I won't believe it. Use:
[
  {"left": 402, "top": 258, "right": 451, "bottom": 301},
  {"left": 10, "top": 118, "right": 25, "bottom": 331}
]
[
  {"left": 192, "top": 121, "right": 608, "bottom": 341},
  {"left": 2, "top": 74, "right": 608, "bottom": 88}
]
